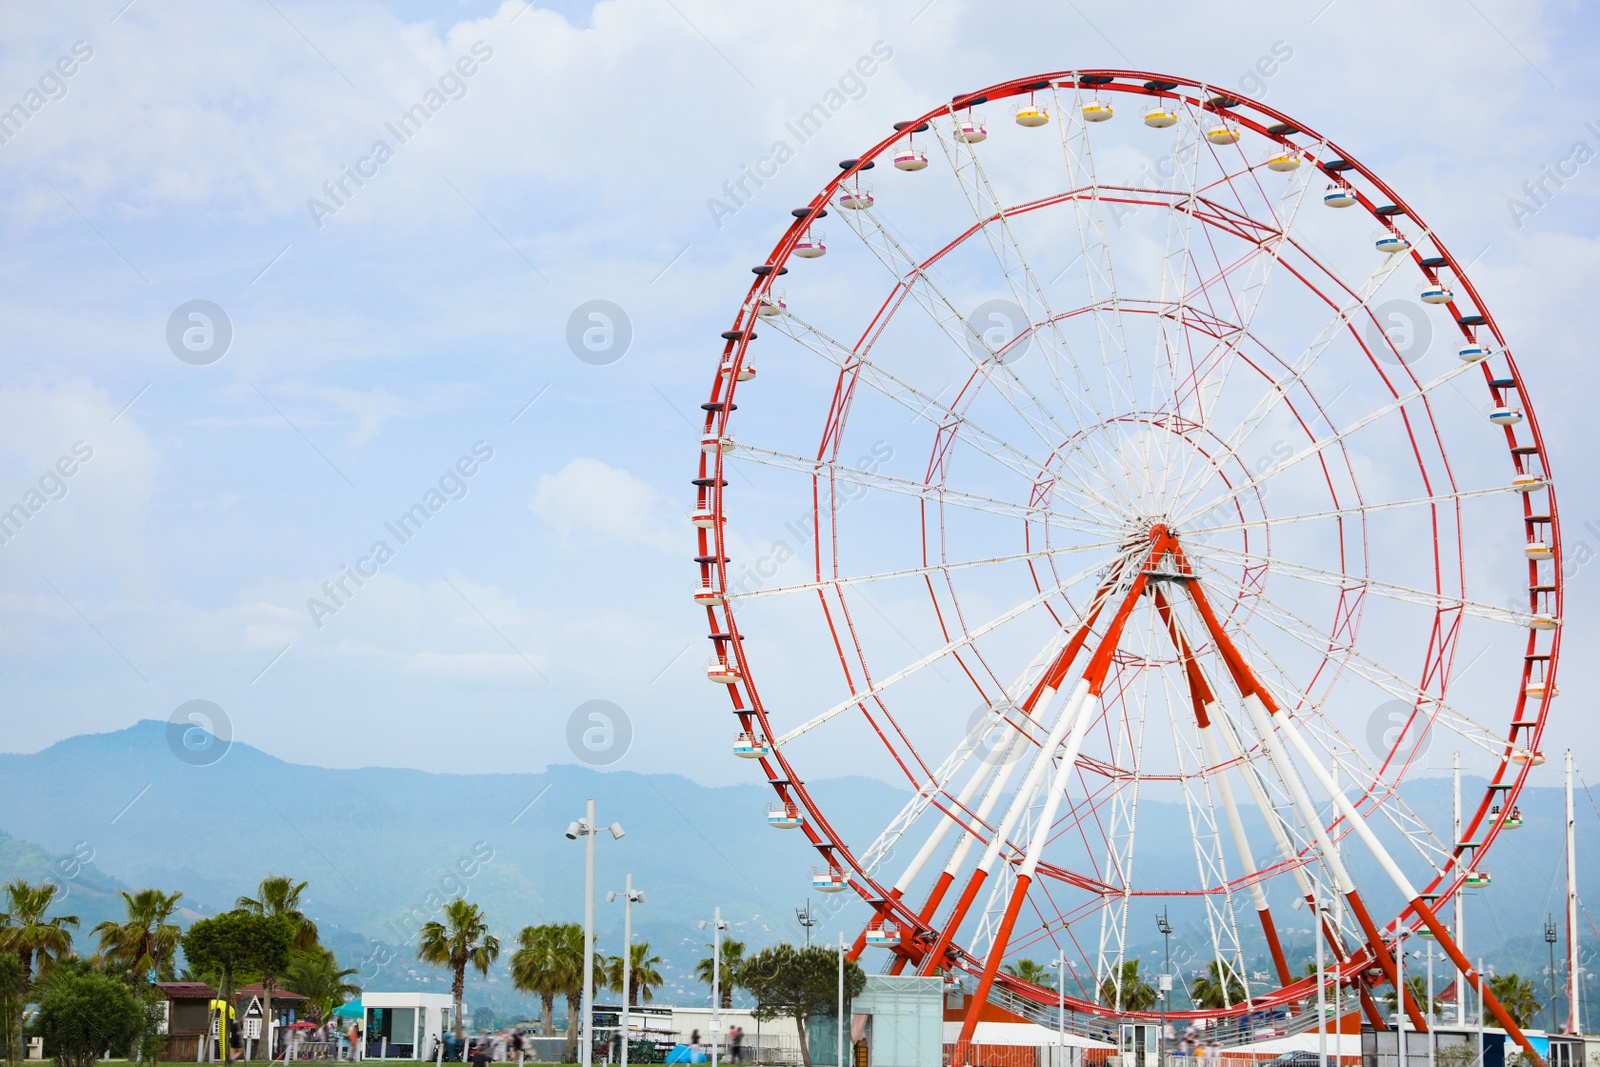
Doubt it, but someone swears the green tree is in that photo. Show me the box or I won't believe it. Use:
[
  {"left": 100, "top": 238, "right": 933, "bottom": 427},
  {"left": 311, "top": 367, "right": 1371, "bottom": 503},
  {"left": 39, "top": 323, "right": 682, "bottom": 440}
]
[
  {"left": 92, "top": 888, "right": 184, "bottom": 987},
  {"left": 1004, "top": 959, "right": 1054, "bottom": 989},
  {"left": 416, "top": 899, "right": 500, "bottom": 1047},
  {"left": 281, "top": 948, "right": 360, "bottom": 1023},
  {"left": 0, "top": 879, "right": 78, "bottom": 1063},
  {"left": 237, "top": 876, "right": 319, "bottom": 1059},
  {"left": 35, "top": 970, "right": 141, "bottom": 1067},
  {"left": 1382, "top": 974, "right": 1435, "bottom": 1017},
  {"left": 604, "top": 942, "right": 664, "bottom": 1006},
  {"left": 525, "top": 923, "right": 601, "bottom": 1063},
  {"left": 1099, "top": 960, "right": 1157, "bottom": 1011},
  {"left": 738, "top": 944, "right": 865, "bottom": 1067},
  {"left": 510, "top": 924, "right": 564, "bottom": 1038},
  {"left": 1488, "top": 973, "right": 1540, "bottom": 1030},
  {"left": 695, "top": 938, "right": 746, "bottom": 1010},
  {"left": 1190, "top": 960, "right": 1247, "bottom": 1011},
  {"left": 183, "top": 913, "right": 294, "bottom": 1065},
  {"left": 0, "top": 879, "right": 79, "bottom": 991},
  {"left": 0, "top": 954, "right": 24, "bottom": 1067}
]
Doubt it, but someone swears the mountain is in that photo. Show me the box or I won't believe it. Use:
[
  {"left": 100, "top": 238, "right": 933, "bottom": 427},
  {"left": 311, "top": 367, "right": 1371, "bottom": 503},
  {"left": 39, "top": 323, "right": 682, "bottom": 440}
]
[
  {"left": 0, "top": 720, "right": 904, "bottom": 1014},
  {"left": 0, "top": 722, "right": 1590, "bottom": 1016}
]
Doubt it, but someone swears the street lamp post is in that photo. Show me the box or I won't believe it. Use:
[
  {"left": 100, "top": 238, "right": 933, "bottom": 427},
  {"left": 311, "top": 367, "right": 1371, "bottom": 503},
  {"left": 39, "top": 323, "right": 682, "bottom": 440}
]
[
  {"left": 699, "top": 909, "right": 730, "bottom": 1067},
  {"left": 1049, "top": 957, "right": 1066, "bottom": 1067},
  {"left": 1314, "top": 892, "right": 1327, "bottom": 1067},
  {"left": 796, "top": 900, "right": 816, "bottom": 949},
  {"left": 567, "top": 801, "right": 625, "bottom": 1067},
  {"left": 1396, "top": 931, "right": 1409, "bottom": 1067},
  {"left": 1546, "top": 916, "right": 1560, "bottom": 1034},
  {"left": 1157, "top": 909, "right": 1173, "bottom": 1067},
  {"left": 837, "top": 933, "right": 846, "bottom": 1067},
  {"left": 607, "top": 876, "right": 645, "bottom": 1067}
]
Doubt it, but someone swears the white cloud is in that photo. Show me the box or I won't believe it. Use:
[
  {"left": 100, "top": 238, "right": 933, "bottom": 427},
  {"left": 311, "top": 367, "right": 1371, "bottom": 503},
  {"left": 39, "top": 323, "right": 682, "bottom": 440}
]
[{"left": 529, "top": 457, "right": 679, "bottom": 551}]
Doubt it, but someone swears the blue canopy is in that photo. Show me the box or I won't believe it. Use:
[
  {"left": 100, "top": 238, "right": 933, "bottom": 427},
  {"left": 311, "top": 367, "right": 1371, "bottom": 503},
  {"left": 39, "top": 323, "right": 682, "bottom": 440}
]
[{"left": 332, "top": 999, "right": 363, "bottom": 1019}]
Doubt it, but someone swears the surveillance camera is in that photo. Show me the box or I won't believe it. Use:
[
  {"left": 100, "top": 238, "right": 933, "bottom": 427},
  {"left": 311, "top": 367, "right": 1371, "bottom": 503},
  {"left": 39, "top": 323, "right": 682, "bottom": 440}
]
[
  {"left": 609, "top": 822, "right": 626, "bottom": 840},
  {"left": 565, "top": 821, "right": 582, "bottom": 840}
]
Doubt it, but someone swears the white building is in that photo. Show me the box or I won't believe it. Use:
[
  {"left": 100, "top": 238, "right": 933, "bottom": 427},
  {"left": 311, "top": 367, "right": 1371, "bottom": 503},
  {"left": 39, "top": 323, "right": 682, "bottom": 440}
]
[{"left": 362, "top": 992, "right": 455, "bottom": 1060}]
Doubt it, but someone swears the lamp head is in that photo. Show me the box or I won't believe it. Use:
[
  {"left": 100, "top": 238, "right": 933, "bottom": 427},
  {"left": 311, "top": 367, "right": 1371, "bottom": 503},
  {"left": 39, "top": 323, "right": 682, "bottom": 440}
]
[
  {"left": 606, "top": 891, "right": 618, "bottom": 903},
  {"left": 698, "top": 920, "right": 708, "bottom": 930},
  {"left": 608, "top": 822, "right": 626, "bottom": 840},
  {"left": 632, "top": 890, "right": 646, "bottom": 903},
  {"left": 565, "top": 821, "right": 583, "bottom": 840}
]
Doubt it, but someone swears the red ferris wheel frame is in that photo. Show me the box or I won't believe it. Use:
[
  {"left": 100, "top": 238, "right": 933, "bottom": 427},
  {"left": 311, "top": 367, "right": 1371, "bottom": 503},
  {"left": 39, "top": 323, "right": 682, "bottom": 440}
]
[{"left": 692, "top": 70, "right": 1560, "bottom": 1066}]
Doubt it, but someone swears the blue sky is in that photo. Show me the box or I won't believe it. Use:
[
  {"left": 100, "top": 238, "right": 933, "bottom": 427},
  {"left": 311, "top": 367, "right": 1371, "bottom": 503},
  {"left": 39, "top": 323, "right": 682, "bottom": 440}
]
[{"left": 1, "top": 0, "right": 1598, "bottom": 791}]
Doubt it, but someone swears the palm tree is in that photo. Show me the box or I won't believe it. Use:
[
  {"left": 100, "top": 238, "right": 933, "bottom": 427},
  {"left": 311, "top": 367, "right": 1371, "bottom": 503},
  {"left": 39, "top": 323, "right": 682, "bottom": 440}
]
[
  {"left": 0, "top": 880, "right": 78, "bottom": 1062},
  {"left": 604, "top": 943, "right": 664, "bottom": 1006},
  {"left": 1382, "top": 975, "right": 1436, "bottom": 1017},
  {"left": 1099, "top": 959, "right": 1158, "bottom": 1011},
  {"left": 1190, "top": 960, "right": 1247, "bottom": 1011},
  {"left": 536, "top": 923, "right": 602, "bottom": 1063},
  {"left": 0, "top": 880, "right": 79, "bottom": 990},
  {"left": 416, "top": 899, "right": 500, "bottom": 1042},
  {"left": 511, "top": 924, "right": 566, "bottom": 1037},
  {"left": 1004, "top": 959, "right": 1055, "bottom": 989},
  {"left": 237, "top": 875, "right": 320, "bottom": 1058},
  {"left": 92, "top": 888, "right": 184, "bottom": 987},
  {"left": 694, "top": 939, "right": 746, "bottom": 1009},
  {"left": 1488, "top": 973, "right": 1541, "bottom": 1030},
  {"left": 282, "top": 948, "right": 360, "bottom": 1023}
]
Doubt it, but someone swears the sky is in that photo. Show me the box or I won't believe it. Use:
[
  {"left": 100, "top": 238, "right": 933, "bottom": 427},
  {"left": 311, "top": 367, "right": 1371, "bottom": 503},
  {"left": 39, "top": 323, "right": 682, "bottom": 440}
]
[{"left": 1, "top": 0, "right": 1598, "bottom": 800}]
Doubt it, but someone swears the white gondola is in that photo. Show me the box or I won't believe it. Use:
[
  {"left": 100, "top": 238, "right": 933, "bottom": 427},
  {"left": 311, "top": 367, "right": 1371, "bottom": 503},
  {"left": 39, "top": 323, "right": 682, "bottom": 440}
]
[
  {"left": 1525, "top": 680, "right": 1556, "bottom": 699},
  {"left": 839, "top": 186, "right": 874, "bottom": 210},
  {"left": 706, "top": 658, "right": 741, "bottom": 684},
  {"left": 1014, "top": 104, "right": 1049, "bottom": 127},
  {"left": 757, "top": 291, "right": 786, "bottom": 317},
  {"left": 1323, "top": 184, "right": 1357, "bottom": 207},
  {"left": 812, "top": 868, "right": 847, "bottom": 893},
  {"left": 1530, "top": 613, "right": 1560, "bottom": 631},
  {"left": 1488, "top": 407, "right": 1523, "bottom": 426},
  {"left": 1513, "top": 750, "right": 1546, "bottom": 766},
  {"left": 1143, "top": 106, "right": 1177, "bottom": 128},
  {"left": 701, "top": 432, "right": 733, "bottom": 455},
  {"left": 1082, "top": 101, "right": 1113, "bottom": 122},
  {"left": 863, "top": 924, "right": 899, "bottom": 946},
  {"left": 954, "top": 120, "right": 987, "bottom": 143},
  {"left": 1493, "top": 805, "right": 1525, "bottom": 829},
  {"left": 1375, "top": 231, "right": 1411, "bottom": 254},
  {"left": 767, "top": 803, "right": 803, "bottom": 829},
  {"left": 894, "top": 145, "right": 928, "bottom": 171},
  {"left": 1463, "top": 870, "right": 1492, "bottom": 888},
  {"left": 1265, "top": 151, "right": 1302, "bottom": 172},
  {"left": 1204, "top": 124, "right": 1240, "bottom": 145},
  {"left": 1511, "top": 474, "right": 1545, "bottom": 493},
  {"left": 734, "top": 732, "right": 771, "bottom": 759},
  {"left": 793, "top": 230, "right": 826, "bottom": 258},
  {"left": 721, "top": 357, "right": 756, "bottom": 382},
  {"left": 691, "top": 507, "right": 718, "bottom": 529},
  {"left": 692, "top": 585, "right": 724, "bottom": 608},
  {"left": 1525, "top": 541, "right": 1553, "bottom": 560},
  {"left": 1459, "top": 342, "right": 1492, "bottom": 362},
  {"left": 1420, "top": 285, "right": 1454, "bottom": 304}
]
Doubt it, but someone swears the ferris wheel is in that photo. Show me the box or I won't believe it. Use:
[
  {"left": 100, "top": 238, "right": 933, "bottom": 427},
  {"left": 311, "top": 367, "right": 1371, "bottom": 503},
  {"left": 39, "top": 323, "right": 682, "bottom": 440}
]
[{"left": 692, "top": 71, "right": 1561, "bottom": 1064}]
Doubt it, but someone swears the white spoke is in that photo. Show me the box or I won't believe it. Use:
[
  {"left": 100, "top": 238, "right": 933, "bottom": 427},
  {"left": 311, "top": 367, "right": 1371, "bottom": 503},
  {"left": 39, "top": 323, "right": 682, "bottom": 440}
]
[
  {"left": 1184, "top": 541, "right": 1539, "bottom": 627},
  {"left": 1182, "top": 482, "right": 1524, "bottom": 538},
  {"left": 774, "top": 550, "right": 1135, "bottom": 746},
  {"left": 728, "top": 442, "right": 1111, "bottom": 533},
  {"left": 727, "top": 540, "right": 1126, "bottom": 601}
]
